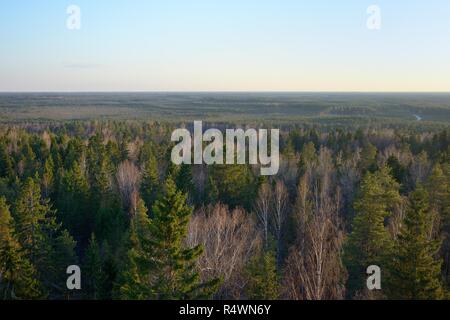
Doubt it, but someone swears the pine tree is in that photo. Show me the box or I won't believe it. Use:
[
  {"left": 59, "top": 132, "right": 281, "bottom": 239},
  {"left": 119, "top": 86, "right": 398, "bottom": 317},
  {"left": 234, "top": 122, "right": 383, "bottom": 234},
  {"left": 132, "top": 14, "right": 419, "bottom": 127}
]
[
  {"left": 387, "top": 186, "right": 444, "bottom": 299},
  {"left": 0, "top": 197, "right": 42, "bottom": 299},
  {"left": 344, "top": 166, "right": 401, "bottom": 297},
  {"left": 245, "top": 250, "right": 279, "bottom": 300}
]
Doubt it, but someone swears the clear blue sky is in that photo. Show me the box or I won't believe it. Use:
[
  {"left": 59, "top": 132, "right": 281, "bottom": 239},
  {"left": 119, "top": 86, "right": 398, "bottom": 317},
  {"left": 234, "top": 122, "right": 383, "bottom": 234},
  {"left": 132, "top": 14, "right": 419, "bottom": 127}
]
[{"left": 1, "top": 0, "right": 449, "bottom": 91}]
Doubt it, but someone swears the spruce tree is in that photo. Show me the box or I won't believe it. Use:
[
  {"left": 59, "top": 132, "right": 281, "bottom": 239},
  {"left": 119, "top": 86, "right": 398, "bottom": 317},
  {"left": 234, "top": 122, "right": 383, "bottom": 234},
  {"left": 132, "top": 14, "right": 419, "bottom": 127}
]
[
  {"left": 0, "top": 197, "right": 41, "bottom": 299},
  {"left": 0, "top": 143, "right": 13, "bottom": 179},
  {"left": 118, "top": 178, "right": 219, "bottom": 300},
  {"left": 426, "top": 164, "right": 450, "bottom": 285},
  {"left": 41, "top": 157, "right": 54, "bottom": 198},
  {"left": 140, "top": 154, "right": 160, "bottom": 211},
  {"left": 14, "top": 178, "right": 55, "bottom": 266},
  {"left": 175, "top": 164, "right": 195, "bottom": 197},
  {"left": 245, "top": 250, "right": 279, "bottom": 300},
  {"left": 56, "top": 161, "right": 90, "bottom": 247},
  {"left": 84, "top": 234, "right": 104, "bottom": 299},
  {"left": 148, "top": 176, "right": 219, "bottom": 299},
  {"left": 344, "top": 166, "right": 401, "bottom": 297},
  {"left": 14, "top": 177, "right": 77, "bottom": 298},
  {"left": 117, "top": 198, "right": 152, "bottom": 299},
  {"left": 387, "top": 186, "right": 444, "bottom": 299}
]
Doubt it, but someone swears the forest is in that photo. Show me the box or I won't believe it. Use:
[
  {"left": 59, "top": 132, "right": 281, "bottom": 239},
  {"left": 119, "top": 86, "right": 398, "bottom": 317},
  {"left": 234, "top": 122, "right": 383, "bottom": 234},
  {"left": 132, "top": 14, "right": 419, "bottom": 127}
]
[{"left": 0, "top": 94, "right": 449, "bottom": 300}]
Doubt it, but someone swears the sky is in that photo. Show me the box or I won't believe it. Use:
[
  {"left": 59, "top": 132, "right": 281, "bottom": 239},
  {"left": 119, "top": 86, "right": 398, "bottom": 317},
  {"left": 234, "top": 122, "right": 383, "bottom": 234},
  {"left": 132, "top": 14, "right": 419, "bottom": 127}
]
[{"left": 1, "top": 0, "right": 450, "bottom": 92}]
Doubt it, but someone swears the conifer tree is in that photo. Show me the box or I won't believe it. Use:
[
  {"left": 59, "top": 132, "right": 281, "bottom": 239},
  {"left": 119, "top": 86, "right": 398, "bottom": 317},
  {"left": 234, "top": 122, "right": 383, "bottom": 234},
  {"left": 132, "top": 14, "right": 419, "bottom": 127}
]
[
  {"left": 0, "top": 143, "right": 13, "bottom": 179},
  {"left": 175, "top": 164, "right": 195, "bottom": 199},
  {"left": 14, "top": 177, "right": 77, "bottom": 298},
  {"left": 117, "top": 198, "right": 152, "bottom": 299},
  {"left": 426, "top": 164, "right": 450, "bottom": 285},
  {"left": 14, "top": 178, "right": 55, "bottom": 265},
  {"left": 387, "top": 186, "right": 444, "bottom": 299},
  {"left": 84, "top": 234, "right": 104, "bottom": 299},
  {"left": 0, "top": 197, "right": 41, "bottom": 299},
  {"left": 140, "top": 153, "right": 160, "bottom": 211},
  {"left": 118, "top": 179, "right": 219, "bottom": 300},
  {"left": 205, "top": 176, "right": 219, "bottom": 205},
  {"left": 147, "top": 176, "right": 219, "bottom": 299},
  {"left": 41, "top": 157, "right": 54, "bottom": 198},
  {"left": 344, "top": 166, "right": 401, "bottom": 297},
  {"left": 298, "top": 142, "right": 316, "bottom": 176},
  {"left": 56, "top": 161, "right": 90, "bottom": 247},
  {"left": 245, "top": 250, "right": 279, "bottom": 300}
]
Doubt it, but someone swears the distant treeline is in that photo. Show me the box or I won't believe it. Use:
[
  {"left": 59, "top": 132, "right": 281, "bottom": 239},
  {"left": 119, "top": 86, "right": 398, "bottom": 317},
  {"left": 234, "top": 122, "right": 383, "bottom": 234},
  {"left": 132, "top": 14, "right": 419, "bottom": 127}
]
[{"left": 1, "top": 93, "right": 450, "bottom": 123}]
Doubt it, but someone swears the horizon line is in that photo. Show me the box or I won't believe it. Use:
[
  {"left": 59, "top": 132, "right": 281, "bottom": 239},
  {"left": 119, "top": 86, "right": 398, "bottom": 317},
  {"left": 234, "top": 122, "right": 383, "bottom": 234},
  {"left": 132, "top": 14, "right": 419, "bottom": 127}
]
[{"left": 1, "top": 90, "right": 450, "bottom": 94}]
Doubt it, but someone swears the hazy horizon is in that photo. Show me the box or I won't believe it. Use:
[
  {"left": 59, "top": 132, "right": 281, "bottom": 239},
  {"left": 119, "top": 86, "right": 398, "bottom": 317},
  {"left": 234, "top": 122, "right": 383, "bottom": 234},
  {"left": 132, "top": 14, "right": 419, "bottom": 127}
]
[{"left": 1, "top": 1, "right": 450, "bottom": 92}]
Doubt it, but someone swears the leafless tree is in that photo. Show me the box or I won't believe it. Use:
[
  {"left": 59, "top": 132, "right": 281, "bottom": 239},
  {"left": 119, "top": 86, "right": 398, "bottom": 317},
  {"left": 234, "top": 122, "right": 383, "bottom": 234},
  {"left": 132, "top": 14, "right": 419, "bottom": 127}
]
[
  {"left": 254, "top": 182, "right": 272, "bottom": 248},
  {"left": 42, "top": 131, "right": 52, "bottom": 150},
  {"left": 116, "top": 160, "right": 141, "bottom": 215},
  {"left": 272, "top": 180, "right": 289, "bottom": 263},
  {"left": 187, "top": 204, "right": 261, "bottom": 299},
  {"left": 282, "top": 147, "right": 346, "bottom": 300}
]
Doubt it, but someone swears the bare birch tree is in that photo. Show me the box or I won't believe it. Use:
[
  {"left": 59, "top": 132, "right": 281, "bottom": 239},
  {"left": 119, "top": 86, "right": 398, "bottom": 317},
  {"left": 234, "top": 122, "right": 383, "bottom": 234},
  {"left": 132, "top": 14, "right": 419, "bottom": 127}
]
[
  {"left": 187, "top": 204, "right": 261, "bottom": 299},
  {"left": 116, "top": 160, "right": 141, "bottom": 215},
  {"left": 254, "top": 182, "right": 272, "bottom": 248}
]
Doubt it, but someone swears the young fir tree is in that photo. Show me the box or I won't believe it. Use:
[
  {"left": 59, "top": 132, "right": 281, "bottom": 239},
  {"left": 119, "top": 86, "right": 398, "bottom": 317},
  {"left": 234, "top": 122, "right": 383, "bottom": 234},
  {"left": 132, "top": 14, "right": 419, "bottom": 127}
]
[
  {"left": 387, "top": 186, "right": 444, "bottom": 299},
  {"left": 0, "top": 143, "right": 13, "bottom": 179},
  {"left": 426, "top": 164, "right": 450, "bottom": 285},
  {"left": 210, "top": 164, "right": 258, "bottom": 211},
  {"left": 14, "top": 177, "right": 77, "bottom": 298},
  {"left": 56, "top": 161, "right": 90, "bottom": 248},
  {"left": 426, "top": 164, "right": 450, "bottom": 225},
  {"left": 140, "top": 153, "right": 160, "bottom": 211},
  {"left": 205, "top": 176, "right": 219, "bottom": 205},
  {"left": 343, "top": 166, "right": 401, "bottom": 297},
  {"left": 298, "top": 142, "right": 317, "bottom": 176},
  {"left": 119, "top": 178, "right": 219, "bottom": 300},
  {"left": 84, "top": 234, "right": 104, "bottom": 300},
  {"left": 245, "top": 250, "right": 279, "bottom": 300},
  {"left": 175, "top": 163, "right": 195, "bottom": 197},
  {"left": 147, "top": 176, "right": 220, "bottom": 299},
  {"left": 98, "top": 240, "right": 117, "bottom": 300},
  {"left": 41, "top": 157, "right": 54, "bottom": 198},
  {"left": 0, "top": 197, "right": 42, "bottom": 299},
  {"left": 117, "top": 198, "right": 152, "bottom": 299},
  {"left": 14, "top": 178, "right": 55, "bottom": 266}
]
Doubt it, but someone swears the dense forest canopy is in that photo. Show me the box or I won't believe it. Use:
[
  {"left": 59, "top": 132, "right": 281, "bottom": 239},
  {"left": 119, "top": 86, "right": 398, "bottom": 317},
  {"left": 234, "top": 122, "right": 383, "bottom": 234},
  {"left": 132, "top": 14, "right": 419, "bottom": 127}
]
[{"left": 0, "top": 93, "right": 449, "bottom": 300}]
